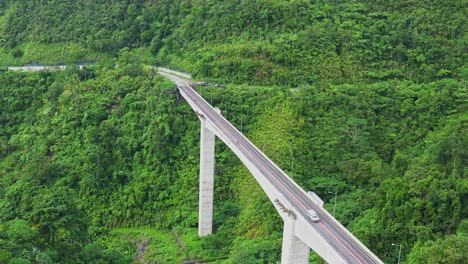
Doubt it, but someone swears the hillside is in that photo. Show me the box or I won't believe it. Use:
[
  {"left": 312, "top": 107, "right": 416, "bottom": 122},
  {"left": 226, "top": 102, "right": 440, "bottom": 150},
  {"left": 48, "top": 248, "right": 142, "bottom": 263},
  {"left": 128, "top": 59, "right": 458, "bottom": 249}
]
[
  {"left": 0, "top": 0, "right": 466, "bottom": 84},
  {"left": 0, "top": 0, "right": 466, "bottom": 263}
]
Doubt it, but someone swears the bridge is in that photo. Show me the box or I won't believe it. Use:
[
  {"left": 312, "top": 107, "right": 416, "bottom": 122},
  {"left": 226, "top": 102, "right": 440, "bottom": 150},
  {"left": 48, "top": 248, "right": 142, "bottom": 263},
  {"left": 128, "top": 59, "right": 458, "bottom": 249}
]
[{"left": 159, "top": 69, "right": 383, "bottom": 264}]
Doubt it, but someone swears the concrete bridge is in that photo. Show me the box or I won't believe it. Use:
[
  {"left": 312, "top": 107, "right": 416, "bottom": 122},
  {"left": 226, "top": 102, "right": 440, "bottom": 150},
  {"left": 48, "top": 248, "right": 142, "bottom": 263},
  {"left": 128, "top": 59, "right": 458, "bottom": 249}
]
[{"left": 160, "top": 69, "right": 384, "bottom": 264}]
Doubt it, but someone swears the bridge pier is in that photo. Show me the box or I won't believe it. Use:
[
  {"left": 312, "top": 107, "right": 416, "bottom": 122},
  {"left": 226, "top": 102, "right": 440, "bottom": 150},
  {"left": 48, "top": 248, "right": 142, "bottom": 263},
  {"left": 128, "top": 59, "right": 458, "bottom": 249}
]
[
  {"left": 199, "top": 120, "right": 215, "bottom": 236},
  {"left": 161, "top": 73, "right": 384, "bottom": 264},
  {"left": 281, "top": 217, "right": 310, "bottom": 264}
]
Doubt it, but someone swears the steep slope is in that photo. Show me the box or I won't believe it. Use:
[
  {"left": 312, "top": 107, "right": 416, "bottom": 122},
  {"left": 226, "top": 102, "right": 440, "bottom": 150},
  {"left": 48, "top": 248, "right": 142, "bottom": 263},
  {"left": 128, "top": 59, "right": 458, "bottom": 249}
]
[
  {"left": 0, "top": 0, "right": 466, "bottom": 263},
  {"left": 0, "top": 0, "right": 465, "bottom": 84}
]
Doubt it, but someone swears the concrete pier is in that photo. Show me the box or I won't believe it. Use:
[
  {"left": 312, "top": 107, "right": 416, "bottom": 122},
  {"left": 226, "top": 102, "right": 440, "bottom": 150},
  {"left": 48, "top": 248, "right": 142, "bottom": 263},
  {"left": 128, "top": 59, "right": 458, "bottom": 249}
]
[
  {"left": 159, "top": 70, "right": 384, "bottom": 264},
  {"left": 281, "top": 217, "right": 310, "bottom": 264},
  {"left": 199, "top": 120, "right": 216, "bottom": 236}
]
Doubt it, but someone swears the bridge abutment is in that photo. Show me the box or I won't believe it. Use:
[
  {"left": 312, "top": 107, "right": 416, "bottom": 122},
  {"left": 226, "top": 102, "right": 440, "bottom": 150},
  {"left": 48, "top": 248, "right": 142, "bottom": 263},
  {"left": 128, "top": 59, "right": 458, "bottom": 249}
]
[
  {"left": 199, "top": 120, "right": 215, "bottom": 236},
  {"left": 281, "top": 217, "right": 310, "bottom": 264}
]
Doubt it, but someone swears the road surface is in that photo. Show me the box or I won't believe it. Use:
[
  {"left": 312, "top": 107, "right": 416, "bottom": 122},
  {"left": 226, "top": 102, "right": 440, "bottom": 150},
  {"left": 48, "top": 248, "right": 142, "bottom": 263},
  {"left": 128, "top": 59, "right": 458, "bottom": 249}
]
[{"left": 161, "top": 71, "right": 382, "bottom": 264}]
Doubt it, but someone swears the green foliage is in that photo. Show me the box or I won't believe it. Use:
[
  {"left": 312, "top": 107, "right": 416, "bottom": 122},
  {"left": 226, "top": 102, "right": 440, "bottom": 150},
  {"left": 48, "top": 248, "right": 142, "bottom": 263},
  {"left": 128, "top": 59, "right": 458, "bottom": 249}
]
[
  {"left": 407, "top": 234, "right": 468, "bottom": 264},
  {"left": 228, "top": 236, "right": 281, "bottom": 263},
  {"left": 79, "top": 243, "right": 129, "bottom": 264},
  {"left": 8, "top": 258, "right": 31, "bottom": 264},
  {"left": 0, "top": 0, "right": 465, "bottom": 85},
  {"left": 0, "top": 0, "right": 466, "bottom": 262},
  {"left": 1, "top": 64, "right": 466, "bottom": 261},
  {"left": 407, "top": 220, "right": 468, "bottom": 264},
  {"left": 0, "top": 63, "right": 192, "bottom": 262}
]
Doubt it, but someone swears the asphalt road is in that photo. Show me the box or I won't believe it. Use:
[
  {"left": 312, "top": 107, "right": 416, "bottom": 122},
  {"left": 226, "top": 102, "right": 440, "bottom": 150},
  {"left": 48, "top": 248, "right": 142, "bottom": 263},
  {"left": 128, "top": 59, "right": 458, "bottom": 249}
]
[{"left": 163, "top": 71, "right": 381, "bottom": 263}]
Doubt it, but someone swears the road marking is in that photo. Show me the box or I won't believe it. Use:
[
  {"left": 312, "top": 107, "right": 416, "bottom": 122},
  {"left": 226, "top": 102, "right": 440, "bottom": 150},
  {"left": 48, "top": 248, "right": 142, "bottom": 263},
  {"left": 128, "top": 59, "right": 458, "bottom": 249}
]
[{"left": 175, "top": 80, "right": 378, "bottom": 264}]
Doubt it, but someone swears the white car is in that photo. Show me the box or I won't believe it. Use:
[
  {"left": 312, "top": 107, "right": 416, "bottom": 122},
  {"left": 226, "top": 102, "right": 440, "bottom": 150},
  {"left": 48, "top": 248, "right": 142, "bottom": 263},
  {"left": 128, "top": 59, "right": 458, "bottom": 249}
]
[{"left": 307, "top": 209, "right": 320, "bottom": 223}]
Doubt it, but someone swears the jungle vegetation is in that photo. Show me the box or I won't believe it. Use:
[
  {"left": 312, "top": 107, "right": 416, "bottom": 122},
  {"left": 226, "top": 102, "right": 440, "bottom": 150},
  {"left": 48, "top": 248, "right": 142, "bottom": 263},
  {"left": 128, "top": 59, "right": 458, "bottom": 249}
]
[{"left": 0, "top": 0, "right": 466, "bottom": 263}]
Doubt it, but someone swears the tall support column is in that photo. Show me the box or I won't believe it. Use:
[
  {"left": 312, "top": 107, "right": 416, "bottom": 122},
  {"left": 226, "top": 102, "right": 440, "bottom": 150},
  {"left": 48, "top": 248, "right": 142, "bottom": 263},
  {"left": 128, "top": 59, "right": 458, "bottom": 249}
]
[
  {"left": 281, "top": 217, "right": 310, "bottom": 264},
  {"left": 199, "top": 120, "right": 215, "bottom": 237}
]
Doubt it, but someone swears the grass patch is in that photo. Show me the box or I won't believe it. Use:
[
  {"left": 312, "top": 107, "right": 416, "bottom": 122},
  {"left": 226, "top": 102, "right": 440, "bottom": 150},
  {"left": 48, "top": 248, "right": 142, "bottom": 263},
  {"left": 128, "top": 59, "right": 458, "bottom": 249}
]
[
  {"left": 20, "top": 42, "right": 107, "bottom": 65},
  {"left": 0, "top": 42, "right": 110, "bottom": 67},
  {"left": 0, "top": 43, "right": 156, "bottom": 69},
  {"left": 0, "top": 48, "right": 19, "bottom": 68},
  {"left": 99, "top": 227, "right": 211, "bottom": 263}
]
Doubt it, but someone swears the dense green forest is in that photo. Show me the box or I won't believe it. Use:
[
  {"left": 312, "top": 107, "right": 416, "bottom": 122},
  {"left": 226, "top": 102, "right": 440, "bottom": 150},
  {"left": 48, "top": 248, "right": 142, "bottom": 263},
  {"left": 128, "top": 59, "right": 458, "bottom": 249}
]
[
  {"left": 0, "top": 0, "right": 466, "bottom": 263},
  {"left": 0, "top": 0, "right": 466, "bottom": 85}
]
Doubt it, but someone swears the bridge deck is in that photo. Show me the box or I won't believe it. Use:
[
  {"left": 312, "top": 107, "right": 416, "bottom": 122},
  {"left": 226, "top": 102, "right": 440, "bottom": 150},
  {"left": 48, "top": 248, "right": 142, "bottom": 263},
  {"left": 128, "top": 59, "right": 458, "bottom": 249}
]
[{"left": 161, "top": 70, "right": 382, "bottom": 264}]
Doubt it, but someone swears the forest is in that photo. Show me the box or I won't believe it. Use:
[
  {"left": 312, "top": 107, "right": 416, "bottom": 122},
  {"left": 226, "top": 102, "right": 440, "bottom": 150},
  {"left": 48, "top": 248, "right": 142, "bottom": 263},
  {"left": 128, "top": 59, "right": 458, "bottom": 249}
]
[{"left": 0, "top": 0, "right": 466, "bottom": 263}]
